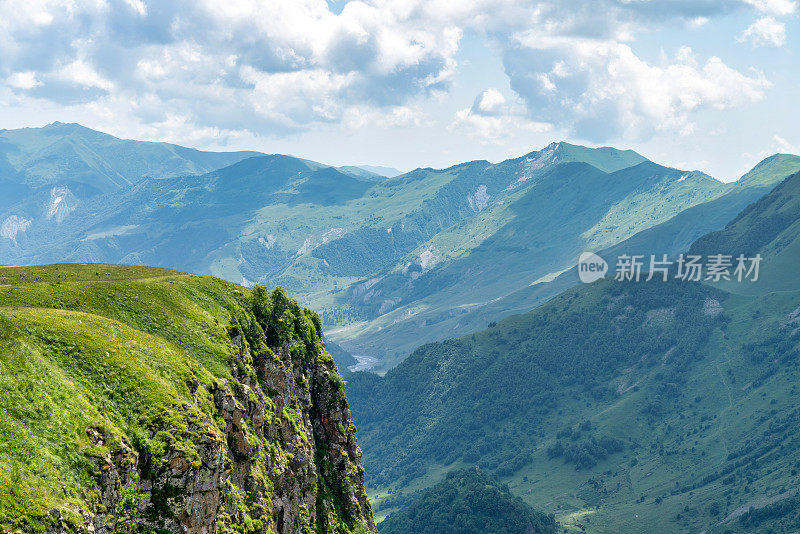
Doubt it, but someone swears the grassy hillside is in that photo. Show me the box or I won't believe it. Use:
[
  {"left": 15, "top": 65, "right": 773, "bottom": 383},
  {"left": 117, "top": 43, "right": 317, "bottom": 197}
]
[
  {"left": 738, "top": 154, "right": 800, "bottom": 187},
  {"left": 329, "top": 160, "right": 730, "bottom": 369},
  {"left": 349, "top": 279, "right": 800, "bottom": 533},
  {"left": 346, "top": 170, "right": 800, "bottom": 532},
  {"left": 0, "top": 264, "right": 374, "bottom": 533},
  {"left": 690, "top": 170, "right": 800, "bottom": 295}
]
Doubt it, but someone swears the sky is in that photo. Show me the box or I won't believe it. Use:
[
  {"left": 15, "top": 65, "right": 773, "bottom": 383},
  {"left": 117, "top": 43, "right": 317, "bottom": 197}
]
[{"left": 0, "top": 0, "right": 798, "bottom": 181}]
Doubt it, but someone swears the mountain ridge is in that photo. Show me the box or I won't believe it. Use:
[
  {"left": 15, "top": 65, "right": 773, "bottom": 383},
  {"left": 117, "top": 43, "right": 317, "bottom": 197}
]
[
  {"left": 346, "top": 168, "right": 800, "bottom": 532},
  {"left": 1, "top": 124, "right": 798, "bottom": 372}
]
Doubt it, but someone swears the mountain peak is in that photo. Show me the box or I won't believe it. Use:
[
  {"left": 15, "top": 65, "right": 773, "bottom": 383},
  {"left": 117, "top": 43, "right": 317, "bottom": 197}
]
[
  {"left": 544, "top": 141, "right": 562, "bottom": 151},
  {"left": 738, "top": 153, "right": 800, "bottom": 187},
  {"left": 0, "top": 124, "right": 269, "bottom": 196},
  {"left": 523, "top": 141, "right": 648, "bottom": 173},
  {"left": 44, "top": 121, "right": 85, "bottom": 131}
]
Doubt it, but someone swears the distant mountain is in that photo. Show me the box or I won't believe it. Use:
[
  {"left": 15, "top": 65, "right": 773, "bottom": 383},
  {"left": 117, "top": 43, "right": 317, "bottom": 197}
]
[
  {"left": 336, "top": 165, "right": 403, "bottom": 179},
  {"left": 691, "top": 168, "right": 800, "bottom": 294},
  {"left": 328, "top": 156, "right": 730, "bottom": 369},
  {"left": 346, "top": 169, "right": 800, "bottom": 532},
  {"left": 0, "top": 122, "right": 262, "bottom": 204},
  {"left": 356, "top": 165, "right": 403, "bottom": 178},
  {"left": 377, "top": 468, "right": 557, "bottom": 534},
  {"left": 0, "top": 154, "right": 371, "bottom": 270},
  {"left": 1, "top": 125, "right": 798, "bottom": 371},
  {"left": 738, "top": 153, "right": 800, "bottom": 187},
  {"left": 408, "top": 153, "right": 800, "bottom": 343}
]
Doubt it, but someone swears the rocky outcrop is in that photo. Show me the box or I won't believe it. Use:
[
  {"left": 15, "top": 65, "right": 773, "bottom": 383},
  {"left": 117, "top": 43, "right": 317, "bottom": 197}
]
[{"left": 45, "top": 288, "right": 374, "bottom": 534}]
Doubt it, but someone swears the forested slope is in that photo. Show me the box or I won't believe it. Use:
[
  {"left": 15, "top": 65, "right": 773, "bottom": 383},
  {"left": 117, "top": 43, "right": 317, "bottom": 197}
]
[{"left": 348, "top": 170, "right": 800, "bottom": 533}]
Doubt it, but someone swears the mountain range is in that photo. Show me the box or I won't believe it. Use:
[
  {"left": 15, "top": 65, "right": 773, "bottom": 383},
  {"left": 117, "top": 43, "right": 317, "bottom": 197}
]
[
  {"left": 3, "top": 123, "right": 800, "bottom": 533},
  {"left": 346, "top": 169, "right": 800, "bottom": 532},
  {"left": 3, "top": 124, "right": 799, "bottom": 372}
]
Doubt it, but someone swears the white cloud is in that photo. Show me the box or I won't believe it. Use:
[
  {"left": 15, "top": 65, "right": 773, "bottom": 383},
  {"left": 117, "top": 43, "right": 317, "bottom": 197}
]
[
  {"left": 743, "top": 0, "right": 797, "bottom": 15},
  {"left": 0, "top": 0, "right": 786, "bottom": 145},
  {"left": 0, "top": 0, "right": 464, "bottom": 135},
  {"left": 56, "top": 60, "right": 115, "bottom": 91},
  {"left": 6, "top": 71, "right": 41, "bottom": 89},
  {"left": 474, "top": 88, "right": 506, "bottom": 116},
  {"left": 451, "top": 88, "right": 552, "bottom": 143},
  {"left": 124, "top": 0, "right": 147, "bottom": 16},
  {"left": 343, "top": 105, "right": 430, "bottom": 129},
  {"left": 688, "top": 17, "right": 710, "bottom": 29},
  {"left": 738, "top": 16, "right": 787, "bottom": 46},
  {"left": 505, "top": 37, "right": 770, "bottom": 141},
  {"left": 773, "top": 135, "right": 799, "bottom": 154}
]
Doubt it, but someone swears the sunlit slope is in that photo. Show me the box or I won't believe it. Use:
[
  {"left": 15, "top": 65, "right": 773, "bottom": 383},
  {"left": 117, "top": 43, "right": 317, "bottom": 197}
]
[
  {"left": 0, "top": 122, "right": 262, "bottom": 206},
  {"left": 327, "top": 159, "right": 728, "bottom": 368},
  {"left": 691, "top": 169, "right": 800, "bottom": 294},
  {"left": 378, "top": 468, "right": 558, "bottom": 534},
  {"left": 349, "top": 277, "right": 800, "bottom": 533},
  {"left": 344, "top": 156, "right": 800, "bottom": 369},
  {"left": 0, "top": 264, "right": 372, "bottom": 533}
]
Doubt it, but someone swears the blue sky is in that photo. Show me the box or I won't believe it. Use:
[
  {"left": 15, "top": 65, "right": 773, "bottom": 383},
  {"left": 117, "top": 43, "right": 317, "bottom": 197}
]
[{"left": 1, "top": 0, "right": 798, "bottom": 180}]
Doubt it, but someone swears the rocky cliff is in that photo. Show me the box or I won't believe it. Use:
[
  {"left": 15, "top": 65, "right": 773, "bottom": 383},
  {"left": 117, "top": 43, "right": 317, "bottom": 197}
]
[{"left": 0, "top": 264, "right": 374, "bottom": 534}]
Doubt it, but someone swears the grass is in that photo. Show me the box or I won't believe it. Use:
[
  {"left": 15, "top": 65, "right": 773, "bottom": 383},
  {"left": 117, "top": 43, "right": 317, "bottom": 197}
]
[
  {"left": 0, "top": 263, "right": 368, "bottom": 533},
  {"left": 0, "top": 266, "right": 240, "bottom": 377},
  {"left": 0, "top": 265, "right": 234, "bottom": 531}
]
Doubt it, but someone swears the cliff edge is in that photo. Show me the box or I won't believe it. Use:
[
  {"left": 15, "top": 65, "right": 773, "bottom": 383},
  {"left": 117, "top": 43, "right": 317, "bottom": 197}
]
[{"left": 0, "top": 264, "right": 374, "bottom": 534}]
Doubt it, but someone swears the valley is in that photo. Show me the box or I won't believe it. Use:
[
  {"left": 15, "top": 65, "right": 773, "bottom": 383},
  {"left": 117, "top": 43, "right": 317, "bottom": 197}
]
[
  {"left": 347, "top": 171, "right": 800, "bottom": 532},
  {"left": 4, "top": 3, "right": 800, "bottom": 532}
]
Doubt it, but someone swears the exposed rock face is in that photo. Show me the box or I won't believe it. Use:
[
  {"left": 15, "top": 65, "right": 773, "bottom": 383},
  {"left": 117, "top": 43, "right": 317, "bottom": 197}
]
[
  {"left": 0, "top": 214, "right": 32, "bottom": 243},
  {"left": 45, "top": 291, "right": 374, "bottom": 534},
  {"left": 46, "top": 186, "right": 77, "bottom": 223}
]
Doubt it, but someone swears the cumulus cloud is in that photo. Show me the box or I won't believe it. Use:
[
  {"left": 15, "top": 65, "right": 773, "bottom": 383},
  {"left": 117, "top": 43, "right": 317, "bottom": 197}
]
[
  {"left": 0, "top": 0, "right": 786, "bottom": 144},
  {"left": 472, "top": 88, "right": 507, "bottom": 116},
  {"left": 0, "top": 0, "right": 463, "bottom": 136},
  {"left": 743, "top": 0, "right": 797, "bottom": 15},
  {"left": 773, "top": 135, "right": 800, "bottom": 154},
  {"left": 738, "top": 16, "right": 788, "bottom": 46},
  {"left": 451, "top": 88, "right": 551, "bottom": 142},
  {"left": 6, "top": 71, "right": 41, "bottom": 89},
  {"left": 503, "top": 38, "right": 770, "bottom": 141},
  {"left": 343, "top": 105, "right": 430, "bottom": 129}
]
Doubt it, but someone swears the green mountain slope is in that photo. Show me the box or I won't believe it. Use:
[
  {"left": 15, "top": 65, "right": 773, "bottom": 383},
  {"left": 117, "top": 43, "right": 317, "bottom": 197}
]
[
  {"left": 327, "top": 161, "right": 729, "bottom": 369},
  {"left": 0, "top": 155, "right": 375, "bottom": 273},
  {"left": 552, "top": 142, "right": 648, "bottom": 172},
  {"left": 346, "top": 170, "right": 800, "bottom": 533},
  {"left": 0, "top": 264, "right": 374, "bottom": 533},
  {"left": 379, "top": 154, "right": 800, "bottom": 355},
  {"left": 738, "top": 153, "right": 800, "bottom": 187},
  {"left": 690, "top": 170, "right": 800, "bottom": 294},
  {"left": 2, "top": 126, "right": 797, "bottom": 372},
  {"left": 0, "top": 122, "right": 262, "bottom": 200},
  {"left": 377, "top": 468, "right": 557, "bottom": 534},
  {"left": 337, "top": 165, "right": 401, "bottom": 180}
]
